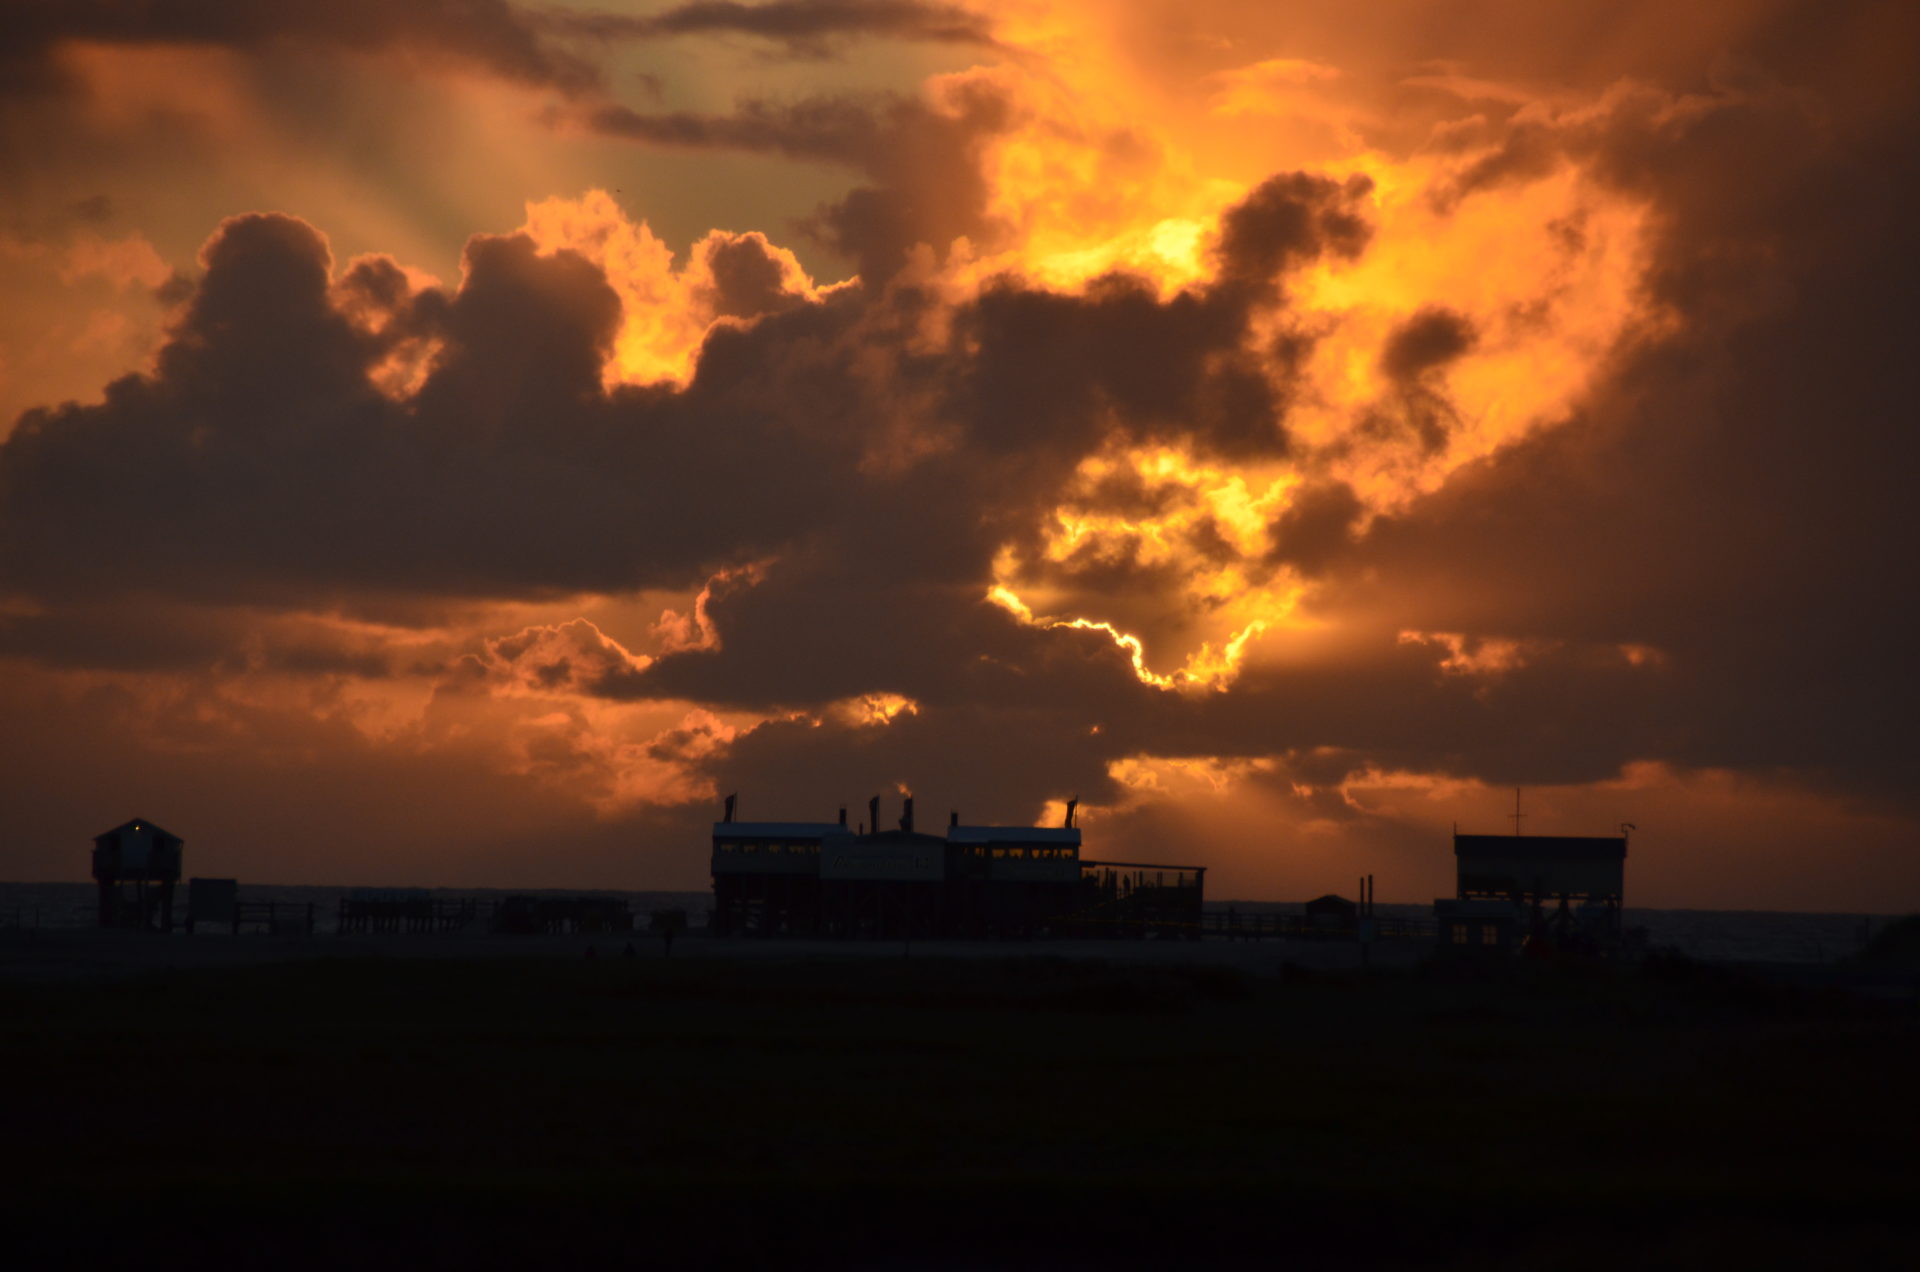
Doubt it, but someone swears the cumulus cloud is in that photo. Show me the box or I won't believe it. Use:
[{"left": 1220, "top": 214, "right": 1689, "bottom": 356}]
[{"left": 0, "top": 210, "right": 861, "bottom": 603}]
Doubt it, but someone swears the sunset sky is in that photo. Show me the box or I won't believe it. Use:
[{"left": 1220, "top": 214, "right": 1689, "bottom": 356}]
[{"left": 2, "top": 0, "right": 1915, "bottom": 909}]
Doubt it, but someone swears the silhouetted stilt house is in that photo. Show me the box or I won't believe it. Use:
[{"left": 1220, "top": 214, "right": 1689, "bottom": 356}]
[
  {"left": 1438, "top": 829, "right": 1628, "bottom": 956},
  {"left": 820, "top": 799, "right": 954, "bottom": 937},
  {"left": 945, "top": 819, "right": 1086, "bottom": 937},
  {"left": 711, "top": 812, "right": 848, "bottom": 936},
  {"left": 92, "top": 819, "right": 183, "bottom": 930},
  {"left": 709, "top": 795, "right": 1204, "bottom": 938}
]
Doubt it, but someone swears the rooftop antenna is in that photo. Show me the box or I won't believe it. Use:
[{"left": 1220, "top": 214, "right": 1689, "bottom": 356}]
[{"left": 1510, "top": 788, "right": 1525, "bottom": 837}]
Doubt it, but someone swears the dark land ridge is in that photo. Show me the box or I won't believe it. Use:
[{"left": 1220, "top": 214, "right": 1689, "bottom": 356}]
[{"left": 4, "top": 931, "right": 1918, "bottom": 1269}]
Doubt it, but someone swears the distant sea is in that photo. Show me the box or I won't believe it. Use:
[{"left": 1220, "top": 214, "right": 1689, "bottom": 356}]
[{"left": 1, "top": 881, "right": 1899, "bottom": 965}]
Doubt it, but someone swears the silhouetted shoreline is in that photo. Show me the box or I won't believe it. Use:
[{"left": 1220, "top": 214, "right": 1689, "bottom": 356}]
[{"left": 2, "top": 879, "right": 1896, "bottom": 967}]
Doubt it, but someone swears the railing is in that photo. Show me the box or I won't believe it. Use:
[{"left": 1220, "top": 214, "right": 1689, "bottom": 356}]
[
  {"left": 336, "top": 897, "right": 480, "bottom": 936},
  {"left": 228, "top": 901, "right": 318, "bottom": 936},
  {"left": 0, "top": 905, "right": 96, "bottom": 932},
  {"left": 1204, "top": 912, "right": 1436, "bottom": 941}
]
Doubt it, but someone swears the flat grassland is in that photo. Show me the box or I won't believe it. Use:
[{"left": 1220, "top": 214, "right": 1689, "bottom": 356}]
[{"left": 3, "top": 947, "right": 1915, "bottom": 1269}]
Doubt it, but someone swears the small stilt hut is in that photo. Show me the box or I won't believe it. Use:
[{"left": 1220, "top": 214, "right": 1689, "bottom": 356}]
[{"left": 92, "top": 819, "right": 183, "bottom": 931}]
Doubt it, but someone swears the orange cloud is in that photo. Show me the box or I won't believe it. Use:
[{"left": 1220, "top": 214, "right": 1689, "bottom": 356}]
[{"left": 520, "top": 191, "right": 828, "bottom": 386}]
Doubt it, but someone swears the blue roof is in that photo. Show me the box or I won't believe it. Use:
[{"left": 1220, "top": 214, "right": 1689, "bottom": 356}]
[
  {"left": 713, "top": 822, "right": 853, "bottom": 840},
  {"left": 946, "top": 825, "right": 1082, "bottom": 846}
]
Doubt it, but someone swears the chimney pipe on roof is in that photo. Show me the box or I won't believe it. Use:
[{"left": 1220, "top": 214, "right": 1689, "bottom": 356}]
[
  {"left": 1064, "top": 798, "right": 1078, "bottom": 829},
  {"left": 723, "top": 793, "right": 736, "bottom": 823},
  {"left": 901, "top": 796, "right": 914, "bottom": 834},
  {"left": 950, "top": 810, "right": 959, "bottom": 828},
  {"left": 868, "top": 795, "right": 880, "bottom": 837},
  {"left": 838, "top": 806, "right": 847, "bottom": 827}
]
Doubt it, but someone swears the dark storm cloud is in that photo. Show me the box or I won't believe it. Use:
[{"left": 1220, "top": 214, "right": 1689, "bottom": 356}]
[
  {"left": 589, "top": 83, "right": 1010, "bottom": 280},
  {"left": 1213, "top": 172, "right": 1373, "bottom": 297},
  {"left": 617, "top": 172, "right": 1392, "bottom": 717},
  {"left": 543, "top": 1, "right": 998, "bottom": 57},
  {"left": 1380, "top": 307, "right": 1475, "bottom": 382},
  {"left": 697, "top": 231, "right": 810, "bottom": 320},
  {"left": 1266, "top": 481, "right": 1361, "bottom": 578},
  {"left": 951, "top": 174, "right": 1378, "bottom": 467},
  {"left": 626, "top": 556, "right": 1154, "bottom": 716},
  {"left": 1028, "top": 627, "right": 1686, "bottom": 802},
  {"left": 1330, "top": 43, "right": 1920, "bottom": 802},
  {"left": 0, "top": 0, "right": 602, "bottom": 98},
  {"left": 957, "top": 277, "right": 1247, "bottom": 456},
  {"left": 1356, "top": 306, "right": 1478, "bottom": 456},
  {"left": 0, "top": 165, "right": 1380, "bottom": 686},
  {"left": 415, "top": 232, "right": 622, "bottom": 424},
  {"left": 0, "top": 212, "right": 864, "bottom": 604},
  {"left": 657, "top": 598, "right": 1679, "bottom": 831}
]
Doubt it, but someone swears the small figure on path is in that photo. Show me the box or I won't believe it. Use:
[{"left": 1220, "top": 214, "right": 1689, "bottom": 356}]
[{"left": 650, "top": 908, "right": 687, "bottom": 957}]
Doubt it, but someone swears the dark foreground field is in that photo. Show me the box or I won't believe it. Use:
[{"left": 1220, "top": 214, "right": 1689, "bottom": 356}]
[{"left": 4, "top": 950, "right": 1916, "bottom": 1269}]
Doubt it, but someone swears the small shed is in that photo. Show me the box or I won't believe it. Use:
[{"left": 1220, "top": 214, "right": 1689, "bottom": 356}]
[
  {"left": 1303, "top": 893, "right": 1358, "bottom": 931},
  {"left": 186, "top": 877, "right": 237, "bottom": 933},
  {"left": 92, "top": 819, "right": 183, "bottom": 930}
]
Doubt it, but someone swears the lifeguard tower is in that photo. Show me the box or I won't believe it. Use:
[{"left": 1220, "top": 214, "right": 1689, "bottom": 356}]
[{"left": 92, "top": 819, "right": 183, "bottom": 931}]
